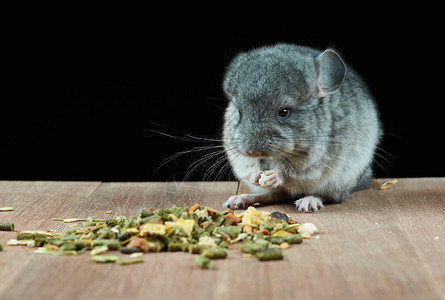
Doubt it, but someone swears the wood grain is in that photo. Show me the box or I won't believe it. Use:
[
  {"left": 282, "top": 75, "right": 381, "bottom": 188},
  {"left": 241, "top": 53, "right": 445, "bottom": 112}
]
[
  {"left": 236, "top": 178, "right": 445, "bottom": 299},
  {"left": 0, "top": 179, "right": 443, "bottom": 300},
  {"left": 380, "top": 178, "right": 445, "bottom": 296},
  {"left": 0, "top": 181, "right": 102, "bottom": 294}
]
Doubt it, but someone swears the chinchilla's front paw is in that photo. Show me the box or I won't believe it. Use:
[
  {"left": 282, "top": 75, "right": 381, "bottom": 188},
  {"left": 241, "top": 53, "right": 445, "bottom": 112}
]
[
  {"left": 258, "top": 170, "right": 285, "bottom": 189},
  {"left": 295, "top": 196, "right": 324, "bottom": 212},
  {"left": 223, "top": 194, "right": 254, "bottom": 210}
]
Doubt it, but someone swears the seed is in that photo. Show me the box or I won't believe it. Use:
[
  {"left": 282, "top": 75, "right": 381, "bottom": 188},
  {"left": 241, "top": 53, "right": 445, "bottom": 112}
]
[
  {"left": 379, "top": 179, "right": 398, "bottom": 190},
  {"left": 280, "top": 242, "right": 290, "bottom": 249}
]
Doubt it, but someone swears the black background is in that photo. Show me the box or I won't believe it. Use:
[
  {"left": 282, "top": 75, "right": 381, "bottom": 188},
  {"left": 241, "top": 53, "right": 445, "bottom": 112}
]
[{"left": 2, "top": 14, "right": 443, "bottom": 181}]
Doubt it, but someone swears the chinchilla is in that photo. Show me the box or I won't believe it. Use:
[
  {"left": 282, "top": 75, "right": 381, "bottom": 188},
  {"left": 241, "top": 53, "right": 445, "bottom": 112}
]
[{"left": 222, "top": 43, "right": 382, "bottom": 212}]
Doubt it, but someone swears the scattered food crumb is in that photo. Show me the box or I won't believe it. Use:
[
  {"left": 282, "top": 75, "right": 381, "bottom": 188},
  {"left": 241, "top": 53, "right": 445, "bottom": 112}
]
[
  {"left": 129, "top": 252, "right": 144, "bottom": 258},
  {"left": 434, "top": 236, "right": 439, "bottom": 241},
  {"left": 379, "top": 179, "right": 398, "bottom": 190},
  {"left": 0, "top": 207, "right": 14, "bottom": 212},
  {"left": 99, "top": 210, "right": 112, "bottom": 214}
]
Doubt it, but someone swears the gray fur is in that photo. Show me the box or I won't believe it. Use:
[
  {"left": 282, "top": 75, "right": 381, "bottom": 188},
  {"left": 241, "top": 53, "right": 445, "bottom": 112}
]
[{"left": 222, "top": 43, "right": 382, "bottom": 211}]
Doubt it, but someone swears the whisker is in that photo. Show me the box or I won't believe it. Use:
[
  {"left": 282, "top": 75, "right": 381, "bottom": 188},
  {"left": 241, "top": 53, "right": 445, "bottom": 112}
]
[
  {"left": 184, "top": 149, "right": 227, "bottom": 181},
  {"left": 149, "top": 125, "right": 394, "bottom": 183},
  {"left": 148, "top": 127, "right": 241, "bottom": 181}
]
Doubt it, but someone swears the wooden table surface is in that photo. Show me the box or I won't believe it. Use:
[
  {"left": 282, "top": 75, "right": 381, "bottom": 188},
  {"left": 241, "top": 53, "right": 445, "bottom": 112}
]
[{"left": 0, "top": 178, "right": 444, "bottom": 300}]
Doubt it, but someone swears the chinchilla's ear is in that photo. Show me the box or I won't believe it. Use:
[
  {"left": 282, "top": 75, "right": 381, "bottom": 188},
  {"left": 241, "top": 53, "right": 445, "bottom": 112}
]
[{"left": 316, "top": 49, "right": 346, "bottom": 96}]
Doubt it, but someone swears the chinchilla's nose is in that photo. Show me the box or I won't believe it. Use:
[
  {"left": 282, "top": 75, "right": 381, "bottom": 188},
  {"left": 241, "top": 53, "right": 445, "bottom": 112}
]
[{"left": 245, "top": 150, "right": 265, "bottom": 157}]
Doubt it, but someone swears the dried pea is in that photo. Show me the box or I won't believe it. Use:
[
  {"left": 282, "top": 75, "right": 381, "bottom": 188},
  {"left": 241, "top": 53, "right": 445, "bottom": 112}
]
[
  {"left": 218, "top": 240, "right": 229, "bottom": 248},
  {"left": 16, "top": 233, "right": 48, "bottom": 247},
  {"left": 189, "top": 244, "right": 209, "bottom": 254},
  {"left": 282, "top": 234, "right": 303, "bottom": 244},
  {"left": 119, "top": 247, "right": 142, "bottom": 254},
  {"left": 265, "top": 236, "right": 285, "bottom": 244},
  {"left": 259, "top": 221, "right": 281, "bottom": 231},
  {"left": 0, "top": 222, "right": 14, "bottom": 231},
  {"left": 140, "top": 209, "right": 153, "bottom": 218},
  {"left": 283, "top": 227, "right": 299, "bottom": 234},
  {"left": 91, "top": 239, "right": 121, "bottom": 250},
  {"left": 254, "top": 248, "right": 283, "bottom": 261},
  {"left": 212, "top": 214, "right": 226, "bottom": 227},
  {"left": 222, "top": 218, "right": 233, "bottom": 227},
  {"left": 60, "top": 243, "right": 78, "bottom": 251},
  {"left": 240, "top": 241, "right": 265, "bottom": 254},
  {"left": 48, "top": 238, "right": 64, "bottom": 247},
  {"left": 214, "top": 226, "right": 242, "bottom": 240},
  {"left": 72, "top": 240, "right": 89, "bottom": 250},
  {"left": 117, "top": 232, "right": 130, "bottom": 241},
  {"left": 201, "top": 248, "right": 228, "bottom": 259},
  {"left": 60, "top": 234, "right": 81, "bottom": 241},
  {"left": 240, "top": 238, "right": 271, "bottom": 254},
  {"left": 195, "top": 255, "right": 211, "bottom": 269},
  {"left": 168, "top": 242, "right": 189, "bottom": 252},
  {"left": 254, "top": 239, "right": 272, "bottom": 248},
  {"left": 265, "top": 234, "right": 302, "bottom": 245},
  {"left": 16, "top": 232, "right": 37, "bottom": 240}
]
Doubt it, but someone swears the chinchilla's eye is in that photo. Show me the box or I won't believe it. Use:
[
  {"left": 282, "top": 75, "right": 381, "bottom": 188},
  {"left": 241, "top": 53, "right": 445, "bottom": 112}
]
[
  {"left": 233, "top": 106, "right": 242, "bottom": 125},
  {"left": 278, "top": 108, "right": 291, "bottom": 118}
]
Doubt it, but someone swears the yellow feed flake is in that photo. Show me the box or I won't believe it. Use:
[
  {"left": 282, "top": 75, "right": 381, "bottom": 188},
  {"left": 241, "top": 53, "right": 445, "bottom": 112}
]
[
  {"left": 241, "top": 206, "right": 270, "bottom": 226},
  {"left": 272, "top": 230, "right": 289, "bottom": 236},
  {"left": 62, "top": 218, "right": 84, "bottom": 223},
  {"left": 164, "top": 218, "right": 195, "bottom": 236},
  {"left": 139, "top": 223, "right": 167, "bottom": 236},
  {"left": 198, "top": 236, "right": 218, "bottom": 248}
]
